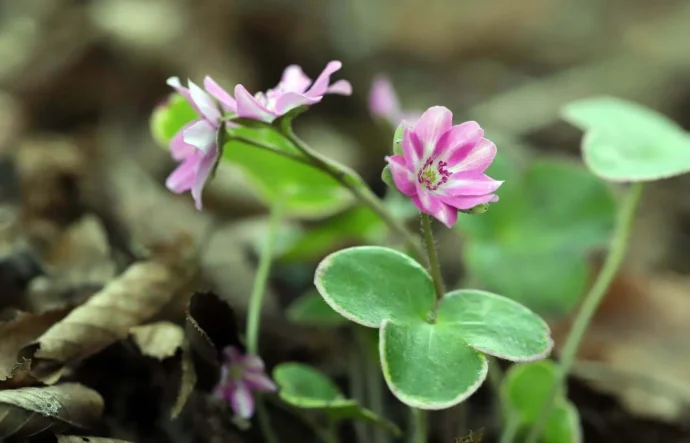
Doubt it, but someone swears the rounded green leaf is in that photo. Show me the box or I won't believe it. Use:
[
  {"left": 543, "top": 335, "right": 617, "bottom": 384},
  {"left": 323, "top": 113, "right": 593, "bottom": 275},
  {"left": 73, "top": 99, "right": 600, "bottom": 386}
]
[
  {"left": 545, "top": 401, "right": 582, "bottom": 443},
  {"left": 379, "top": 319, "right": 488, "bottom": 409},
  {"left": 438, "top": 290, "right": 553, "bottom": 361},
  {"left": 286, "top": 291, "right": 347, "bottom": 327},
  {"left": 562, "top": 96, "right": 690, "bottom": 182},
  {"left": 314, "top": 246, "right": 435, "bottom": 327},
  {"left": 150, "top": 93, "right": 197, "bottom": 147}
]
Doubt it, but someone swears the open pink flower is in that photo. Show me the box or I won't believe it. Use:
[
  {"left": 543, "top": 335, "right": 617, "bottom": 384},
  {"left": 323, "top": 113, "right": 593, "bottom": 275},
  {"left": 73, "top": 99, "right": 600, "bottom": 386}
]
[
  {"left": 165, "top": 76, "right": 235, "bottom": 210},
  {"left": 385, "top": 106, "right": 503, "bottom": 228},
  {"left": 234, "top": 61, "right": 352, "bottom": 123},
  {"left": 212, "top": 346, "right": 277, "bottom": 420},
  {"left": 369, "top": 74, "right": 421, "bottom": 126}
]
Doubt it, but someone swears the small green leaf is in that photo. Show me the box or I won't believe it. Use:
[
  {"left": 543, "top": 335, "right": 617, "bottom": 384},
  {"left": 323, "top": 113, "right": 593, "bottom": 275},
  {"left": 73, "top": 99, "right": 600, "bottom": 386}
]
[
  {"left": 381, "top": 165, "right": 396, "bottom": 191},
  {"left": 438, "top": 290, "right": 553, "bottom": 362},
  {"left": 150, "top": 93, "right": 197, "bottom": 147},
  {"left": 545, "top": 402, "right": 582, "bottom": 443},
  {"left": 273, "top": 363, "right": 401, "bottom": 436},
  {"left": 274, "top": 105, "right": 310, "bottom": 130},
  {"left": 314, "top": 246, "right": 435, "bottom": 327},
  {"left": 379, "top": 318, "right": 487, "bottom": 409},
  {"left": 392, "top": 123, "right": 405, "bottom": 155},
  {"left": 562, "top": 96, "right": 690, "bottom": 182},
  {"left": 286, "top": 291, "right": 347, "bottom": 327}
]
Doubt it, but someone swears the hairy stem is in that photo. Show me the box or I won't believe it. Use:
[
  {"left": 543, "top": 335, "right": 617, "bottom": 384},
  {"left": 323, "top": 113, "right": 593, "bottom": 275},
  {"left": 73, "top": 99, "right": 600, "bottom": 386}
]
[
  {"left": 420, "top": 213, "right": 445, "bottom": 304},
  {"left": 524, "top": 182, "right": 644, "bottom": 443},
  {"left": 409, "top": 407, "right": 427, "bottom": 443}
]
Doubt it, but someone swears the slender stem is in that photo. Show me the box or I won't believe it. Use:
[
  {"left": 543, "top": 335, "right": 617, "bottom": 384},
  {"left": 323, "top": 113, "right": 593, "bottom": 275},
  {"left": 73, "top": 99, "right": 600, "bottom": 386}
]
[
  {"left": 279, "top": 124, "right": 425, "bottom": 261},
  {"left": 420, "top": 213, "right": 445, "bottom": 302},
  {"left": 499, "top": 417, "right": 520, "bottom": 443},
  {"left": 229, "top": 134, "right": 312, "bottom": 166},
  {"left": 524, "top": 182, "right": 644, "bottom": 443},
  {"left": 356, "top": 328, "right": 388, "bottom": 443},
  {"left": 256, "top": 397, "right": 280, "bottom": 443},
  {"left": 246, "top": 199, "right": 283, "bottom": 354},
  {"left": 348, "top": 333, "right": 369, "bottom": 443},
  {"left": 409, "top": 407, "right": 427, "bottom": 443},
  {"left": 486, "top": 356, "right": 504, "bottom": 426},
  {"left": 326, "top": 419, "right": 339, "bottom": 443}
]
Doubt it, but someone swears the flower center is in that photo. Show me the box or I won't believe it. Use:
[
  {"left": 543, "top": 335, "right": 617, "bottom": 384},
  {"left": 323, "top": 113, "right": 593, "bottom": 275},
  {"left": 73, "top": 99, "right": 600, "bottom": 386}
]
[
  {"left": 228, "top": 364, "right": 245, "bottom": 380},
  {"left": 417, "top": 157, "right": 451, "bottom": 191},
  {"left": 254, "top": 84, "right": 287, "bottom": 111}
]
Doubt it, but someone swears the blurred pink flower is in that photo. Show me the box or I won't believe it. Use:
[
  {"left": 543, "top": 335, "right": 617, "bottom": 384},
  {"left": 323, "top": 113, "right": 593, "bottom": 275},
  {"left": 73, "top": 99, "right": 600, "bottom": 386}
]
[
  {"left": 165, "top": 76, "right": 234, "bottom": 210},
  {"left": 234, "top": 61, "right": 352, "bottom": 123},
  {"left": 368, "top": 74, "right": 421, "bottom": 126},
  {"left": 213, "top": 346, "right": 277, "bottom": 420},
  {"left": 385, "top": 106, "right": 503, "bottom": 228}
]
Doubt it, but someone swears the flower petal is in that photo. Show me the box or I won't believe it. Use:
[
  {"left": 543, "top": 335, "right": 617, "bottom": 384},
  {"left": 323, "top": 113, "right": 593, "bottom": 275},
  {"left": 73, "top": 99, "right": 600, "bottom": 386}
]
[
  {"left": 167, "top": 76, "right": 200, "bottom": 114},
  {"left": 188, "top": 80, "right": 222, "bottom": 123},
  {"left": 441, "top": 173, "right": 503, "bottom": 196},
  {"left": 402, "top": 127, "right": 424, "bottom": 169},
  {"left": 327, "top": 79, "right": 352, "bottom": 96},
  {"left": 170, "top": 123, "right": 197, "bottom": 161},
  {"left": 166, "top": 156, "right": 198, "bottom": 193},
  {"left": 242, "top": 354, "right": 265, "bottom": 371},
  {"left": 386, "top": 155, "right": 416, "bottom": 196},
  {"left": 274, "top": 92, "right": 321, "bottom": 115},
  {"left": 433, "top": 121, "right": 483, "bottom": 160},
  {"left": 204, "top": 76, "right": 236, "bottom": 112},
  {"left": 369, "top": 75, "right": 402, "bottom": 124},
  {"left": 412, "top": 185, "right": 443, "bottom": 215},
  {"left": 234, "top": 85, "right": 277, "bottom": 123},
  {"left": 183, "top": 119, "right": 217, "bottom": 153},
  {"left": 305, "top": 60, "right": 342, "bottom": 98},
  {"left": 230, "top": 381, "right": 255, "bottom": 419},
  {"left": 434, "top": 202, "right": 459, "bottom": 228},
  {"left": 191, "top": 145, "right": 218, "bottom": 210},
  {"left": 244, "top": 372, "right": 277, "bottom": 392},
  {"left": 413, "top": 106, "right": 453, "bottom": 155},
  {"left": 448, "top": 138, "right": 497, "bottom": 173},
  {"left": 439, "top": 193, "right": 499, "bottom": 210},
  {"left": 279, "top": 65, "right": 312, "bottom": 93}
]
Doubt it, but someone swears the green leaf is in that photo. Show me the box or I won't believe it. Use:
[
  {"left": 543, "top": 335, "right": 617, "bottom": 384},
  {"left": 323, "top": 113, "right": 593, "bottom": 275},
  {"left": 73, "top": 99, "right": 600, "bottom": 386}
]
[
  {"left": 314, "top": 246, "right": 435, "bottom": 327},
  {"left": 458, "top": 158, "right": 615, "bottom": 315},
  {"left": 150, "top": 93, "right": 197, "bottom": 147},
  {"left": 392, "top": 123, "right": 405, "bottom": 156},
  {"left": 379, "top": 318, "right": 487, "bottom": 409},
  {"left": 545, "top": 402, "right": 582, "bottom": 443},
  {"left": 561, "top": 96, "right": 690, "bottom": 182},
  {"left": 437, "top": 290, "right": 553, "bottom": 361},
  {"left": 273, "top": 362, "right": 401, "bottom": 436},
  {"left": 381, "top": 165, "right": 396, "bottom": 191},
  {"left": 286, "top": 290, "right": 347, "bottom": 327},
  {"left": 280, "top": 206, "right": 385, "bottom": 263}
]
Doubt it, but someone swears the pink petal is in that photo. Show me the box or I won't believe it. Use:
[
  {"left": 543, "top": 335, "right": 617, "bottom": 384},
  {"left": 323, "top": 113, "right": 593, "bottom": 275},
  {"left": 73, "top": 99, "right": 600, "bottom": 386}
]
[
  {"left": 166, "top": 156, "right": 198, "bottom": 193},
  {"left": 434, "top": 202, "right": 459, "bottom": 228},
  {"left": 242, "top": 355, "right": 265, "bottom": 371},
  {"left": 234, "top": 84, "right": 277, "bottom": 123},
  {"left": 167, "top": 76, "right": 200, "bottom": 115},
  {"left": 183, "top": 119, "right": 217, "bottom": 153},
  {"left": 440, "top": 193, "right": 499, "bottom": 210},
  {"left": 188, "top": 80, "right": 222, "bottom": 123},
  {"left": 191, "top": 145, "right": 218, "bottom": 210},
  {"left": 386, "top": 155, "right": 416, "bottom": 196},
  {"left": 223, "top": 346, "right": 243, "bottom": 363},
  {"left": 369, "top": 75, "right": 402, "bottom": 123},
  {"left": 279, "top": 65, "right": 312, "bottom": 93},
  {"left": 413, "top": 106, "right": 453, "bottom": 154},
  {"left": 402, "top": 127, "right": 424, "bottom": 169},
  {"left": 433, "top": 121, "right": 483, "bottom": 159},
  {"left": 448, "top": 138, "right": 497, "bottom": 173},
  {"left": 204, "top": 76, "right": 237, "bottom": 113},
  {"left": 305, "top": 60, "right": 343, "bottom": 98},
  {"left": 327, "top": 79, "right": 352, "bottom": 95},
  {"left": 230, "top": 381, "right": 255, "bottom": 419},
  {"left": 274, "top": 91, "right": 321, "bottom": 115},
  {"left": 244, "top": 372, "right": 277, "bottom": 392},
  {"left": 412, "top": 186, "right": 443, "bottom": 215},
  {"left": 170, "top": 123, "right": 197, "bottom": 161},
  {"left": 442, "top": 173, "right": 503, "bottom": 196}
]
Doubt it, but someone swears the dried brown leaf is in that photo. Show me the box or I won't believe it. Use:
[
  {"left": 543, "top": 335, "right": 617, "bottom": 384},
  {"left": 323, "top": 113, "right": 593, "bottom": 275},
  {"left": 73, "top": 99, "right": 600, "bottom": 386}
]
[
  {"left": 0, "top": 309, "right": 70, "bottom": 381},
  {"left": 57, "top": 436, "right": 133, "bottom": 443},
  {"left": 0, "top": 383, "right": 103, "bottom": 440},
  {"left": 130, "top": 321, "right": 184, "bottom": 361},
  {"left": 21, "top": 256, "right": 190, "bottom": 383}
]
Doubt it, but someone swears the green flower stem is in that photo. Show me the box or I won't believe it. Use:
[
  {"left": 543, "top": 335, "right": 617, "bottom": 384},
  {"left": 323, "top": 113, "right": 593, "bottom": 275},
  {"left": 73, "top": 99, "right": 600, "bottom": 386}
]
[
  {"left": 228, "top": 133, "right": 312, "bottom": 166},
  {"left": 348, "top": 337, "right": 369, "bottom": 443},
  {"left": 278, "top": 123, "right": 426, "bottom": 261},
  {"left": 409, "top": 407, "right": 427, "bottom": 443},
  {"left": 420, "top": 213, "right": 445, "bottom": 303},
  {"left": 256, "top": 398, "right": 280, "bottom": 443},
  {"left": 356, "top": 328, "right": 389, "bottom": 443},
  {"left": 525, "top": 182, "right": 644, "bottom": 443},
  {"left": 499, "top": 416, "right": 520, "bottom": 443}
]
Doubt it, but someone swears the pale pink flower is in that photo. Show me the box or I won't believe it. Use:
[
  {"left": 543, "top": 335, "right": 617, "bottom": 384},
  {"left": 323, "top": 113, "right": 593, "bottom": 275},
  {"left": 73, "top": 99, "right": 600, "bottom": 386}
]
[
  {"left": 165, "top": 76, "right": 235, "bottom": 210},
  {"left": 369, "top": 74, "right": 421, "bottom": 126},
  {"left": 234, "top": 61, "right": 352, "bottom": 123},
  {"left": 386, "top": 106, "right": 503, "bottom": 228},
  {"left": 212, "top": 346, "right": 277, "bottom": 419}
]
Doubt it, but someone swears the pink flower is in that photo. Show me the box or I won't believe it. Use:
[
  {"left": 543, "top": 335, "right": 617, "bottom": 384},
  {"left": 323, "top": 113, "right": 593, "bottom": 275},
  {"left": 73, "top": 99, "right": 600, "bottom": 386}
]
[
  {"left": 369, "top": 74, "right": 421, "bottom": 126},
  {"left": 212, "top": 347, "right": 277, "bottom": 419},
  {"left": 165, "top": 76, "right": 235, "bottom": 210},
  {"left": 385, "top": 106, "right": 503, "bottom": 228},
  {"left": 234, "top": 61, "right": 352, "bottom": 123}
]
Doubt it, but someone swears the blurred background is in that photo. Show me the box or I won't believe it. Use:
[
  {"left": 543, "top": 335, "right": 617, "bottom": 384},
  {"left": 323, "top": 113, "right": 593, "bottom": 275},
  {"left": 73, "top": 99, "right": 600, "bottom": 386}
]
[{"left": 2, "top": 0, "right": 690, "bottom": 442}]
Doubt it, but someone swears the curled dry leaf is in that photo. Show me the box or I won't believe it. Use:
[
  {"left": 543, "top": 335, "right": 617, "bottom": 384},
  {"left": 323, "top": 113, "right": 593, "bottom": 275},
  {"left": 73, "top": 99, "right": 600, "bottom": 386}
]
[
  {"left": 170, "top": 340, "right": 197, "bottom": 419},
  {"left": 57, "top": 436, "right": 134, "bottom": 443},
  {"left": 21, "top": 250, "right": 193, "bottom": 383},
  {"left": 130, "top": 321, "right": 184, "bottom": 360},
  {"left": 0, "top": 383, "right": 104, "bottom": 440}
]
